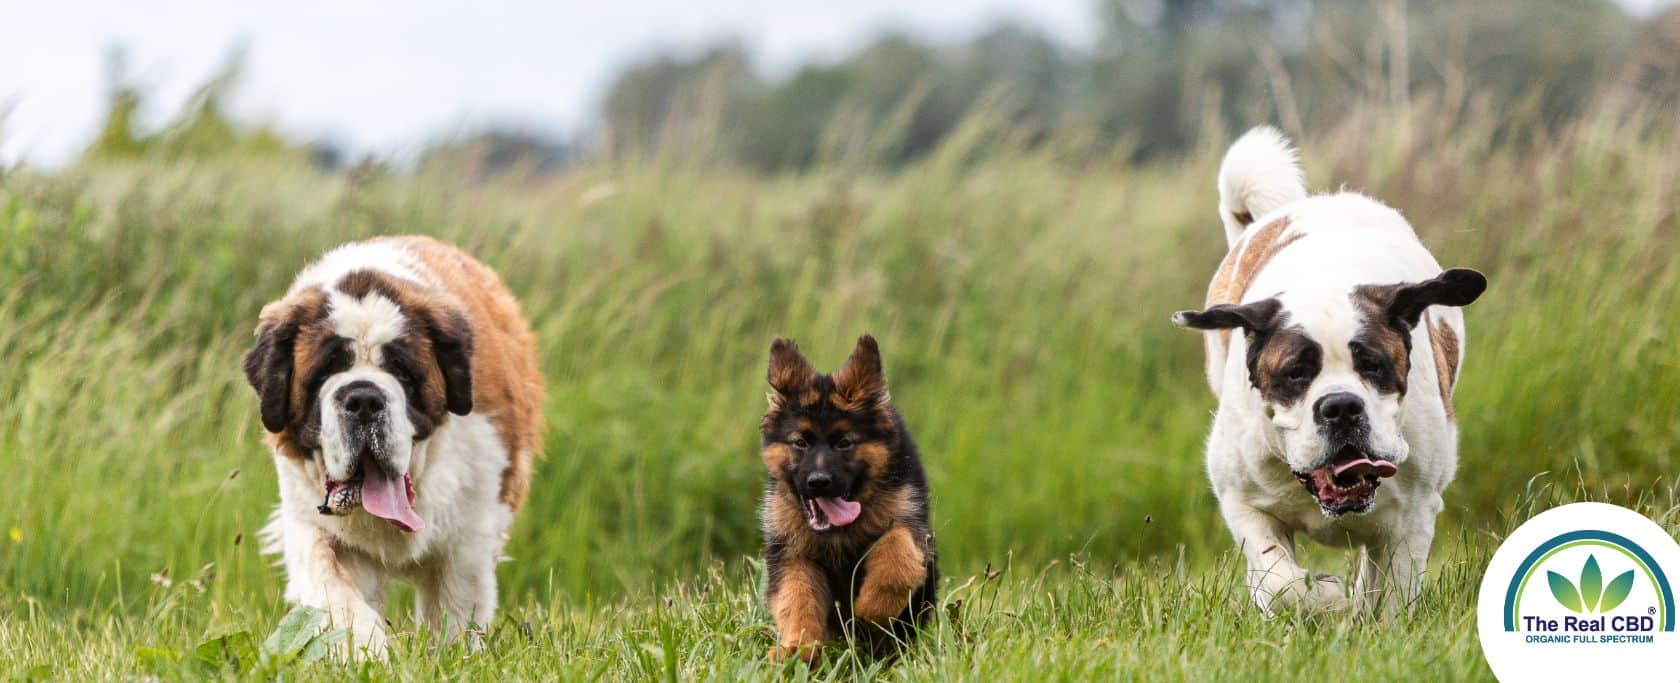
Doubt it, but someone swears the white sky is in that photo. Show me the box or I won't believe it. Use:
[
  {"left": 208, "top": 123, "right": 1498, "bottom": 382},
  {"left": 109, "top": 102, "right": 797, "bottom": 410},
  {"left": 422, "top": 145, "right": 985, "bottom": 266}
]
[
  {"left": 0, "top": 0, "right": 1670, "bottom": 167},
  {"left": 0, "top": 1, "right": 1093, "bottom": 166}
]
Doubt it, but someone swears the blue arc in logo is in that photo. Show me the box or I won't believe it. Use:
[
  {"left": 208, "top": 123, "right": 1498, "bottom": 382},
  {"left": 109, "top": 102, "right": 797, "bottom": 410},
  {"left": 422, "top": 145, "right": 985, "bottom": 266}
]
[{"left": 1502, "top": 529, "right": 1675, "bottom": 631}]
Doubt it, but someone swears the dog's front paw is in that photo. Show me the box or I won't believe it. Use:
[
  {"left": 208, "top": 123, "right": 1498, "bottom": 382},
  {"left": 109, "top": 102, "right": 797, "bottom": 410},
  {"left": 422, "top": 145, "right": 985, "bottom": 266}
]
[
  {"left": 321, "top": 604, "right": 391, "bottom": 660},
  {"left": 768, "top": 642, "right": 821, "bottom": 665},
  {"left": 1303, "top": 573, "right": 1352, "bottom": 612},
  {"left": 345, "top": 623, "right": 391, "bottom": 660},
  {"left": 1252, "top": 571, "right": 1351, "bottom": 615},
  {"left": 852, "top": 589, "right": 911, "bottom": 625}
]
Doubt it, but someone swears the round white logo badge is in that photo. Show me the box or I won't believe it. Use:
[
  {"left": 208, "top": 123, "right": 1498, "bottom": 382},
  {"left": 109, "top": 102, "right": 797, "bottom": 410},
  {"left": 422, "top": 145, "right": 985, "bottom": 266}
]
[{"left": 1477, "top": 502, "right": 1680, "bottom": 680}]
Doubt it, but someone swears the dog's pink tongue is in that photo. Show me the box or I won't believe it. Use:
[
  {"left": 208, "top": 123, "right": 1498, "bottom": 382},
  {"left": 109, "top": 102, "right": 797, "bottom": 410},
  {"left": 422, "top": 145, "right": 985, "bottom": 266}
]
[
  {"left": 360, "top": 471, "right": 424, "bottom": 532},
  {"left": 814, "top": 497, "right": 861, "bottom": 527},
  {"left": 1332, "top": 458, "right": 1398, "bottom": 479}
]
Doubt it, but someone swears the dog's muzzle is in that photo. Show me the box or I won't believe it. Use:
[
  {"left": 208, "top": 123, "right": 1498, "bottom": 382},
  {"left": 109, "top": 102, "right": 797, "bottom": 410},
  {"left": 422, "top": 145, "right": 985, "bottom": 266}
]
[
  {"left": 321, "top": 380, "right": 425, "bottom": 532},
  {"left": 1294, "top": 393, "right": 1398, "bottom": 516}
]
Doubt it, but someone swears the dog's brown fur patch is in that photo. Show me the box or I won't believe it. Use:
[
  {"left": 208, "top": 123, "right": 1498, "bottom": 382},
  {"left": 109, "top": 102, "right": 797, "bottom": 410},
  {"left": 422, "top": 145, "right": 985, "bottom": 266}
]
[
  {"left": 1428, "top": 314, "right": 1461, "bottom": 421},
  {"left": 1202, "top": 216, "right": 1303, "bottom": 388},
  {"left": 762, "top": 442, "right": 793, "bottom": 474},
  {"left": 855, "top": 442, "right": 891, "bottom": 481},
  {"left": 1206, "top": 215, "right": 1299, "bottom": 310}
]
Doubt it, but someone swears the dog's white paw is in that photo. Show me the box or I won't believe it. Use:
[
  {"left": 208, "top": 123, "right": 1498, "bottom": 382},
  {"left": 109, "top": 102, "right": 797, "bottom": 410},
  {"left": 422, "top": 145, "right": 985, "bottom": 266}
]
[{"left": 1252, "top": 570, "right": 1352, "bottom": 615}]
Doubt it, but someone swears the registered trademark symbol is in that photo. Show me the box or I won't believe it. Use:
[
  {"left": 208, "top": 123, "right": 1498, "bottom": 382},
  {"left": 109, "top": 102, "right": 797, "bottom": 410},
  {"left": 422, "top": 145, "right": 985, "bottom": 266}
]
[{"left": 1650, "top": 606, "right": 1658, "bottom": 615}]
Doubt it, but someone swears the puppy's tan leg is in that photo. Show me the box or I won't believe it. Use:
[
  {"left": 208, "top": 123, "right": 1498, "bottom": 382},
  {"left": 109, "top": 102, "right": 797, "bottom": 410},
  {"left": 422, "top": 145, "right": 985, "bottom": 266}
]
[
  {"left": 768, "top": 557, "right": 829, "bottom": 663},
  {"left": 852, "top": 525, "right": 928, "bottom": 624}
]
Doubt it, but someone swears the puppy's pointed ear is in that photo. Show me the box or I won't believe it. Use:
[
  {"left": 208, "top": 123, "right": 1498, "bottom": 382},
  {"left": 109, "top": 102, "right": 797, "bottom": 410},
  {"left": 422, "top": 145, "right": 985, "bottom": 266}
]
[
  {"left": 1359, "top": 268, "right": 1488, "bottom": 330},
  {"left": 832, "top": 334, "right": 886, "bottom": 410},
  {"left": 243, "top": 305, "right": 303, "bottom": 434},
  {"left": 1171, "top": 298, "right": 1282, "bottom": 335},
  {"left": 767, "top": 338, "right": 816, "bottom": 398}
]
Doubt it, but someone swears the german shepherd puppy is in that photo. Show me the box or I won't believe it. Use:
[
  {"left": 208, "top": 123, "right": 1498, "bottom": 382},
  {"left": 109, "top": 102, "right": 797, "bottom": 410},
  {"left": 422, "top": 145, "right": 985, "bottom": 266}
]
[{"left": 760, "top": 334, "right": 937, "bottom": 663}]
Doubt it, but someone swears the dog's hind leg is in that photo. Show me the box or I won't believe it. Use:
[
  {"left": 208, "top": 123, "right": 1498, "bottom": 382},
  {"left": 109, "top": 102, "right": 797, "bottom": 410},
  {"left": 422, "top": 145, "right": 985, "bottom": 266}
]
[{"left": 1222, "top": 501, "right": 1350, "bottom": 614}]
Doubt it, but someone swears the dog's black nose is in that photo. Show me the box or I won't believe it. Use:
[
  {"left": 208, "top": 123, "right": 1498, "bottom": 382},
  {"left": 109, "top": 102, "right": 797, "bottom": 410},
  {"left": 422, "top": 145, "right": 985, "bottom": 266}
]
[
  {"left": 1314, "top": 392, "right": 1365, "bottom": 426},
  {"left": 805, "top": 472, "right": 833, "bottom": 493},
  {"left": 339, "top": 382, "right": 386, "bottom": 419}
]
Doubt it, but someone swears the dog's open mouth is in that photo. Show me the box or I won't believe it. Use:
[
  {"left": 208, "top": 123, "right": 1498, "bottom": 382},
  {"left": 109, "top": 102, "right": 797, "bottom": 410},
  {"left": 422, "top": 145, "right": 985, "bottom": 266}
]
[
  {"left": 319, "top": 457, "right": 424, "bottom": 532},
  {"left": 802, "top": 496, "right": 862, "bottom": 532},
  {"left": 1293, "top": 445, "right": 1398, "bottom": 516}
]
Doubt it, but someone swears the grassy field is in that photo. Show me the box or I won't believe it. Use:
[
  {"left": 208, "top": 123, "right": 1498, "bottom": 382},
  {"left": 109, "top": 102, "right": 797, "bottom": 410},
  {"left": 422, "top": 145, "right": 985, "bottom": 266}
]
[{"left": 1, "top": 105, "right": 1677, "bottom": 679}]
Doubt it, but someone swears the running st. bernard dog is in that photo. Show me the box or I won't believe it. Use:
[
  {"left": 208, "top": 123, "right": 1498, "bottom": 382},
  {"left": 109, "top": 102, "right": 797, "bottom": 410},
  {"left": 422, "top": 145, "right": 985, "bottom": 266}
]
[
  {"left": 243, "top": 236, "right": 543, "bottom": 654},
  {"left": 1173, "top": 128, "right": 1486, "bottom": 615}
]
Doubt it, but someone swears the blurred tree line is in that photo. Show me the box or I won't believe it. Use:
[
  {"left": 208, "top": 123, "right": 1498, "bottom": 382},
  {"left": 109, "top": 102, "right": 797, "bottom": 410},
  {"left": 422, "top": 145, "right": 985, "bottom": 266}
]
[
  {"left": 76, "top": 0, "right": 1677, "bottom": 174},
  {"left": 599, "top": 0, "right": 1675, "bottom": 169}
]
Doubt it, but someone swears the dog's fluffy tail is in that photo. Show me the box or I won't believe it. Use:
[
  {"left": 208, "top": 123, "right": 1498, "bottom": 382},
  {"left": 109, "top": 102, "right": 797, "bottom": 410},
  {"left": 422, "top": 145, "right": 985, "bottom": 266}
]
[{"left": 1217, "top": 126, "right": 1307, "bottom": 247}]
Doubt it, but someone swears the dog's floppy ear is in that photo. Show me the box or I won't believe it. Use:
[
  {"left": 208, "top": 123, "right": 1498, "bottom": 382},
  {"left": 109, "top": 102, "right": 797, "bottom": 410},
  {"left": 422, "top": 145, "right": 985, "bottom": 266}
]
[
  {"left": 1171, "top": 298, "right": 1283, "bottom": 335},
  {"left": 767, "top": 337, "right": 816, "bottom": 399},
  {"left": 832, "top": 334, "right": 886, "bottom": 409},
  {"left": 1360, "top": 268, "right": 1488, "bottom": 330},
  {"left": 429, "top": 310, "right": 475, "bottom": 416},
  {"left": 243, "top": 312, "right": 301, "bottom": 434}
]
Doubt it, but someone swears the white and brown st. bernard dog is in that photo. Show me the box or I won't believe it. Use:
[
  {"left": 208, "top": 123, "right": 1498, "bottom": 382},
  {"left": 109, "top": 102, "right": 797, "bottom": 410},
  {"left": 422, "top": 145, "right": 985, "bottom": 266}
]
[
  {"left": 243, "top": 236, "right": 543, "bottom": 654},
  {"left": 1172, "top": 128, "right": 1486, "bottom": 615}
]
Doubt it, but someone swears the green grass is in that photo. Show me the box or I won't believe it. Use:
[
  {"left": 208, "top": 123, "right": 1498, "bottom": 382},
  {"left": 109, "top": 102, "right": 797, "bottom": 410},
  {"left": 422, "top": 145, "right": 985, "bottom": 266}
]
[{"left": 0, "top": 105, "right": 1676, "bottom": 679}]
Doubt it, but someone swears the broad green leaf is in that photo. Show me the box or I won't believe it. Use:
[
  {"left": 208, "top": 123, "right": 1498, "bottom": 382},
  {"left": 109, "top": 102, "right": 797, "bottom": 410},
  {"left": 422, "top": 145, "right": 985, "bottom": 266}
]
[
  {"left": 1600, "top": 570, "right": 1636, "bottom": 613},
  {"left": 296, "top": 627, "right": 349, "bottom": 663},
  {"left": 263, "top": 605, "right": 328, "bottom": 657},
  {"left": 1548, "top": 571, "right": 1583, "bottom": 612},
  {"left": 1581, "top": 555, "right": 1603, "bottom": 611},
  {"left": 195, "top": 630, "right": 256, "bottom": 673}
]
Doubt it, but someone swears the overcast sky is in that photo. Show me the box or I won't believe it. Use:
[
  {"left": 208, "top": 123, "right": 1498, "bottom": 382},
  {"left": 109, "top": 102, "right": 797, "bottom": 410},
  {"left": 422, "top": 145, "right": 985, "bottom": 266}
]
[{"left": 0, "top": 0, "right": 1670, "bottom": 166}]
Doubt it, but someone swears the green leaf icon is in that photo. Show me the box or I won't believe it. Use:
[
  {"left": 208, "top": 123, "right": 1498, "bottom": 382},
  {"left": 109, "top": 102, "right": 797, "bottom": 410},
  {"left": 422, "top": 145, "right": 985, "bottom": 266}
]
[
  {"left": 1600, "top": 570, "right": 1636, "bottom": 613},
  {"left": 1581, "top": 555, "right": 1603, "bottom": 611},
  {"left": 1549, "top": 571, "right": 1583, "bottom": 612}
]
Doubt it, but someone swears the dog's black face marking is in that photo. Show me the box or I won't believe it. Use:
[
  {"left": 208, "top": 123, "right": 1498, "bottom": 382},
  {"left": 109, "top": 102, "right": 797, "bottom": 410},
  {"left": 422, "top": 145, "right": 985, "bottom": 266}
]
[
  {"left": 378, "top": 337, "right": 440, "bottom": 441},
  {"left": 1347, "top": 336, "right": 1405, "bottom": 396},
  {"left": 1250, "top": 327, "right": 1321, "bottom": 407},
  {"left": 295, "top": 336, "right": 353, "bottom": 451}
]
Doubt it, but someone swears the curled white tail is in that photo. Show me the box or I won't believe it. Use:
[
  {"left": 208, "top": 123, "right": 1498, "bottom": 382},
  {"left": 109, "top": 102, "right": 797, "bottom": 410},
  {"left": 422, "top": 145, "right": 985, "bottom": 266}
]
[{"left": 1217, "top": 126, "right": 1307, "bottom": 247}]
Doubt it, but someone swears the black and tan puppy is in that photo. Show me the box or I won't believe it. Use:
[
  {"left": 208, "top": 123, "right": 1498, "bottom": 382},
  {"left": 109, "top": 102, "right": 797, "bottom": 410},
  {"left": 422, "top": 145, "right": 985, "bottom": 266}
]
[{"left": 760, "top": 334, "right": 937, "bottom": 662}]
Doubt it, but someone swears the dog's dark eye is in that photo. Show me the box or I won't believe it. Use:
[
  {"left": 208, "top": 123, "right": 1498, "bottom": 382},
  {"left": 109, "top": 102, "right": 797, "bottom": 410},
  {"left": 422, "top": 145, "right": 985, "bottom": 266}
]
[
  {"left": 1286, "top": 365, "right": 1314, "bottom": 385},
  {"left": 790, "top": 436, "right": 810, "bottom": 450},
  {"left": 1351, "top": 343, "right": 1384, "bottom": 376},
  {"left": 833, "top": 436, "right": 854, "bottom": 450}
]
